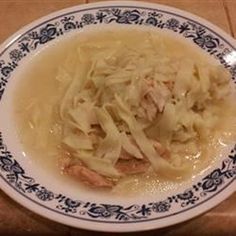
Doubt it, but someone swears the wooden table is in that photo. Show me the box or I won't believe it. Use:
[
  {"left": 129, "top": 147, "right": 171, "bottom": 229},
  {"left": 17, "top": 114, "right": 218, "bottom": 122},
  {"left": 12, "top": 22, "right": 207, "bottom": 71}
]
[{"left": 0, "top": 0, "right": 235, "bottom": 235}]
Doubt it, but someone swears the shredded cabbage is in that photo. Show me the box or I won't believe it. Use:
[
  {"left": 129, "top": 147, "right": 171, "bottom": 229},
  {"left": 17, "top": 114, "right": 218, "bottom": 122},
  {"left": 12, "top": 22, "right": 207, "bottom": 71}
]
[
  {"left": 26, "top": 29, "right": 232, "bottom": 187},
  {"left": 114, "top": 94, "right": 187, "bottom": 177},
  {"left": 95, "top": 107, "right": 121, "bottom": 164},
  {"left": 75, "top": 151, "right": 121, "bottom": 177}
]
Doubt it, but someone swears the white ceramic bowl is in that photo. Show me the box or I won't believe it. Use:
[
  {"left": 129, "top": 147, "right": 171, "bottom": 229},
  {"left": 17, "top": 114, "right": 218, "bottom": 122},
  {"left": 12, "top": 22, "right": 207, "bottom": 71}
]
[{"left": 0, "top": 1, "right": 235, "bottom": 232}]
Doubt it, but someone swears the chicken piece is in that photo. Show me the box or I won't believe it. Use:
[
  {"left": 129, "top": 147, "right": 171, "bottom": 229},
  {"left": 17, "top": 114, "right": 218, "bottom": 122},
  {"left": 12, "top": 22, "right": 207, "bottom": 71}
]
[
  {"left": 144, "top": 78, "right": 154, "bottom": 87},
  {"left": 153, "top": 141, "right": 170, "bottom": 159},
  {"left": 141, "top": 95, "right": 158, "bottom": 121},
  {"left": 119, "top": 148, "right": 134, "bottom": 160},
  {"left": 58, "top": 152, "right": 72, "bottom": 171},
  {"left": 66, "top": 165, "right": 113, "bottom": 188},
  {"left": 164, "top": 81, "right": 174, "bottom": 91},
  {"left": 142, "top": 78, "right": 171, "bottom": 113},
  {"left": 115, "top": 159, "right": 150, "bottom": 174}
]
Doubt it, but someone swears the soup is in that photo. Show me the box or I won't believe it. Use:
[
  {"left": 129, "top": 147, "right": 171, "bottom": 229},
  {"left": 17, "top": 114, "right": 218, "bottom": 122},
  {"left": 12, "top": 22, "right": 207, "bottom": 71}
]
[{"left": 14, "top": 27, "right": 236, "bottom": 192}]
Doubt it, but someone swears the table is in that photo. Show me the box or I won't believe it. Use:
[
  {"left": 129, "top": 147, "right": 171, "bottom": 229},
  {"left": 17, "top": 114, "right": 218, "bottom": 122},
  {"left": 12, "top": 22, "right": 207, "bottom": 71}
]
[{"left": 0, "top": 0, "right": 235, "bottom": 235}]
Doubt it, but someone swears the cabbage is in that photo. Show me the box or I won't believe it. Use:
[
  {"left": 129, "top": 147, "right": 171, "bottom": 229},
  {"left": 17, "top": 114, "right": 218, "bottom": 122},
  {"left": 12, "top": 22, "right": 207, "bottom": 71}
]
[
  {"left": 95, "top": 107, "right": 121, "bottom": 164},
  {"left": 44, "top": 31, "right": 231, "bottom": 182},
  {"left": 75, "top": 151, "right": 121, "bottom": 177},
  {"left": 120, "top": 132, "right": 143, "bottom": 159},
  {"left": 114, "top": 94, "right": 188, "bottom": 177},
  {"left": 68, "top": 101, "right": 97, "bottom": 134},
  {"left": 63, "top": 133, "right": 93, "bottom": 150}
]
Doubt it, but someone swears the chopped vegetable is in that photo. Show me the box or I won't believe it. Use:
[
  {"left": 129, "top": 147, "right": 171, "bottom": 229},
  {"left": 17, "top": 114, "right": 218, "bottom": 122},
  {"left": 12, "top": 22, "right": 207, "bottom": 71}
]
[{"left": 24, "top": 29, "right": 232, "bottom": 188}]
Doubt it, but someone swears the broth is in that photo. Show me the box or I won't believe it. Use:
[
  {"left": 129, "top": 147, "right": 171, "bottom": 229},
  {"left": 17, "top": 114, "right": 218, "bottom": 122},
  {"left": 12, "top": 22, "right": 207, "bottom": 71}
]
[{"left": 13, "top": 27, "right": 236, "bottom": 195}]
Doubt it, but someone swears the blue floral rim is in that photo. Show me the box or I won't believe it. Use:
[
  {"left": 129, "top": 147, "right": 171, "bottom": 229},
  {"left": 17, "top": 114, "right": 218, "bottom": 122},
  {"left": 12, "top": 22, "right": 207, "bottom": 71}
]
[{"left": 0, "top": 5, "right": 235, "bottom": 223}]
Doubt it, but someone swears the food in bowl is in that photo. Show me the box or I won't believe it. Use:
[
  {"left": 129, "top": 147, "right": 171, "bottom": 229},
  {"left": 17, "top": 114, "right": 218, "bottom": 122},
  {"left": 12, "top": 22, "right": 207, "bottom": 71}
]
[{"left": 14, "top": 27, "right": 235, "bottom": 190}]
